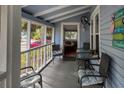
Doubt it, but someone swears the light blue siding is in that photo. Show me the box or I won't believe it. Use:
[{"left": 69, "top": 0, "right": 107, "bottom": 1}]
[
  {"left": 54, "top": 13, "right": 90, "bottom": 48},
  {"left": 100, "top": 5, "right": 124, "bottom": 88}
]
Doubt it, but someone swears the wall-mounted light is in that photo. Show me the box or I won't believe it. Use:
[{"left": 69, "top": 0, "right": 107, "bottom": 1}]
[{"left": 81, "top": 16, "right": 90, "bottom": 26}]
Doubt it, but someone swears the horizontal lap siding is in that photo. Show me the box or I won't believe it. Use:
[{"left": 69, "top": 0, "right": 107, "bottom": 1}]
[{"left": 100, "top": 5, "right": 124, "bottom": 88}]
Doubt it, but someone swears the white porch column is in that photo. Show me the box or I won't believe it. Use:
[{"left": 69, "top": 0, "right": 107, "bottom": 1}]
[
  {"left": 6, "top": 5, "right": 21, "bottom": 88},
  {"left": 0, "top": 5, "right": 8, "bottom": 88}
]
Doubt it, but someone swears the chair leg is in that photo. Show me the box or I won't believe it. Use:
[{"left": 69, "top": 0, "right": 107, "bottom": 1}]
[
  {"left": 78, "top": 77, "right": 80, "bottom": 83},
  {"left": 38, "top": 78, "right": 42, "bottom": 88},
  {"left": 52, "top": 56, "right": 55, "bottom": 64},
  {"left": 33, "top": 84, "right": 35, "bottom": 88},
  {"left": 38, "top": 81, "right": 42, "bottom": 88},
  {"left": 38, "top": 74, "right": 42, "bottom": 88}
]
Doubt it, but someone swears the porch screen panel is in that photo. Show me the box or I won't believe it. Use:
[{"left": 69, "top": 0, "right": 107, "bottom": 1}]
[
  {"left": 21, "top": 19, "right": 28, "bottom": 72},
  {"left": 46, "top": 27, "right": 53, "bottom": 44},
  {"left": 46, "top": 27, "right": 53, "bottom": 63},
  {"left": 30, "top": 23, "right": 42, "bottom": 48},
  {"left": 21, "top": 19, "right": 28, "bottom": 52}
]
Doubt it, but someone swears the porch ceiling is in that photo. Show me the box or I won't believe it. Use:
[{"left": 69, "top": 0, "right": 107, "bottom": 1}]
[{"left": 22, "top": 5, "right": 95, "bottom": 24}]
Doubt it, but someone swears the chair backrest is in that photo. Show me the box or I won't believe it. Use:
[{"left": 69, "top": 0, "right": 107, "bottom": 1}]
[
  {"left": 99, "top": 53, "right": 111, "bottom": 77},
  {"left": 52, "top": 44, "right": 60, "bottom": 51},
  {"left": 83, "top": 42, "right": 90, "bottom": 50}
]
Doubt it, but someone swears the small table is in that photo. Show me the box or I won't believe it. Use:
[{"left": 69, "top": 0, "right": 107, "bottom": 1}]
[
  {"left": 76, "top": 52, "right": 99, "bottom": 69},
  {"left": 76, "top": 48, "right": 91, "bottom": 54},
  {"left": 76, "top": 48, "right": 96, "bottom": 54}
]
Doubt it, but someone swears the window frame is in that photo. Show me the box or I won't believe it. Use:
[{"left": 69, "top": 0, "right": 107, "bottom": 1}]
[
  {"left": 46, "top": 26, "right": 55, "bottom": 44},
  {"left": 90, "top": 6, "right": 101, "bottom": 57}
]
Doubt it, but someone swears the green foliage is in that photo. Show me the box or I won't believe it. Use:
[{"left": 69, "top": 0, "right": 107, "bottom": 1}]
[
  {"left": 31, "top": 24, "right": 41, "bottom": 40},
  {"left": 21, "top": 21, "right": 27, "bottom": 31},
  {"left": 32, "top": 29, "right": 41, "bottom": 40}
]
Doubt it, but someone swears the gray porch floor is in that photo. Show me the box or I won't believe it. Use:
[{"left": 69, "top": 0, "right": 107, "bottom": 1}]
[{"left": 41, "top": 59, "right": 80, "bottom": 88}]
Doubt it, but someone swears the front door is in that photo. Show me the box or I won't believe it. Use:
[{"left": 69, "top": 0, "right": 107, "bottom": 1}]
[{"left": 63, "top": 25, "right": 78, "bottom": 58}]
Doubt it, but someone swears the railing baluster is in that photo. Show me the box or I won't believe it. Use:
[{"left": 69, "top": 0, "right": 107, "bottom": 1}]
[
  {"left": 33, "top": 50, "right": 35, "bottom": 70},
  {"left": 41, "top": 47, "right": 44, "bottom": 67},
  {"left": 50, "top": 45, "right": 51, "bottom": 59},
  {"left": 37, "top": 48, "right": 40, "bottom": 70},
  {"left": 44, "top": 47, "right": 46, "bottom": 66},
  {"left": 50, "top": 45, "right": 52, "bottom": 58},
  {"left": 46, "top": 46, "right": 48, "bottom": 62},
  {"left": 47, "top": 46, "right": 48, "bottom": 62},
  {"left": 35, "top": 50, "right": 37, "bottom": 70},
  {"left": 30, "top": 51, "right": 33, "bottom": 68},
  {"left": 45, "top": 46, "right": 47, "bottom": 62},
  {"left": 36, "top": 49, "right": 40, "bottom": 69},
  {"left": 21, "top": 53, "right": 26, "bottom": 74},
  {"left": 49, "top": 45, "right": 50, "bottom": 60},
  {"left": 26, "top": 51, "right": 30, "bottom": 72},
  {"left": 40, "top": 48, "right": 42, "bottom": 68},
  {"left": 49, "top": 45, "right": 50, "bottom": 59},
  {"left": 36, "top": 49, "right": 38, "bottom": 70},
  {"left": 21, "top": 43, "right": 54, "bottom": 75}
]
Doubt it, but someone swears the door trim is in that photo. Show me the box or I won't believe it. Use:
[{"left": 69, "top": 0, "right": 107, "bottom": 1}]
[{"left": 60, "top": 22, "right": 80, "bottom": 50}]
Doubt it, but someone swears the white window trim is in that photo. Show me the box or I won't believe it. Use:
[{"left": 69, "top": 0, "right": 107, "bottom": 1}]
[{"left": 90, "top": 6, "right": 101, "bottom": 57}]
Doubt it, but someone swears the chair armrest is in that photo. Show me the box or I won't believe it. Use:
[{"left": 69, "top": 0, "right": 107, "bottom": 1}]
[
  {"left": 20, "top": 66, "right": 35, "bottom": 72},
  {"left": 81, "top": 74, "right": 106, "bottom": 81},
  {"left": 89, "top": 57, "right": 100, "bottom": 60},
  {"left": 77, "top": 48, "right": 95, "bottom": 51},
  {"left": 90, "top": 64, "right": 100, "bottom": 66},
  {"left": 77, "top": 48, "right": 82, "bottom": 49},
  {"left": 20, "top": 73, "right": 42, "bottom": 81}
]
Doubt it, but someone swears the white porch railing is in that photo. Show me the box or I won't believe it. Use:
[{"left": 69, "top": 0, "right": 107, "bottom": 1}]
[{"left": 21, "top": 43, "right": 54, "bottom": 75}]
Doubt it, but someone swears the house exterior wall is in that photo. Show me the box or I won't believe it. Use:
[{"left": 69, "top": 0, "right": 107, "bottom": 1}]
[
  {"left": 100, "top": 5, "right": 124, "bottom": 87},
  {"left": 54, "top": 13, "right": 90, "bottom": 48}
]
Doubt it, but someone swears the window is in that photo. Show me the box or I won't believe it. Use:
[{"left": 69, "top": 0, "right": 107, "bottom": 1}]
[
  {"left": 20, "top": 19, "right": 54, "bottom": 74},
  {"left": 91, "top": 20, "right": 93, "bottom": 49},
  {"left": 90, "top": 6, "right": 100, "bottom": 56},
  {"left": 21, "top": 19, "right": 28, "bottom": 52},
  {"left": 46, "top": 26, "right": 54, "bottom": 44},
  {"left": 65, "top": 31, "right": 77, "bottom": 40},
  {"left": 95, "top": 14, "right": 99, "bottom": 55},
  {"left": 30, "top": 22, "right": 42, "bottom": 48}
]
